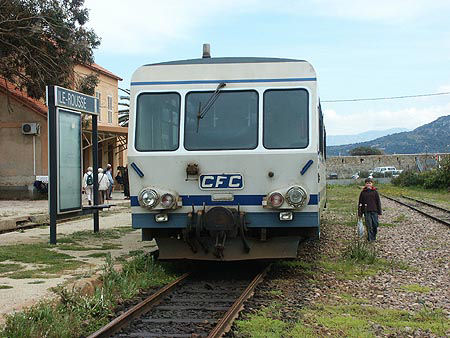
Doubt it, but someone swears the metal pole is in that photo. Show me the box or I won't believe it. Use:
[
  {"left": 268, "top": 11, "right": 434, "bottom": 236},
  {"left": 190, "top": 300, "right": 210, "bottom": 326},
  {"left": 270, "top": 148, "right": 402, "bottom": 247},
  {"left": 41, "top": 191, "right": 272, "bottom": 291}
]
[
  {"left": 92, "top": 114, "right": 99, "bottom": 232},
  {"left": 47, "top": 86, "right": 57, "bottom": 244}
]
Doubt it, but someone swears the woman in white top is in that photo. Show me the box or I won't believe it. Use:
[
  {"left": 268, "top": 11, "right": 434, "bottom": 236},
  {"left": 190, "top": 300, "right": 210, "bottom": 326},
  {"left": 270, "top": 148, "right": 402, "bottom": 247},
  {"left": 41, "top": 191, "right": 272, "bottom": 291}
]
[
  {"left": 82, "top": 167, "right": 94, "bottom": 205},
  {"left": 98, "top": 168, "right": 110, "bottom": 204}
]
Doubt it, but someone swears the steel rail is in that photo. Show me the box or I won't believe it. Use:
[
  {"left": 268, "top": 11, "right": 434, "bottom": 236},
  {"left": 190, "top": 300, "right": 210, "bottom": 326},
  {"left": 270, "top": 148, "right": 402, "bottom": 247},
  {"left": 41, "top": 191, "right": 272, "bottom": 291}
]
[
  {"left": 401, "top": 195, "right": 450, "bottom": 214},
  {"left": 207, "top": 264, "right": 271, "bottom": 338},
  {"left": 87, "top": 272, "right": 191, "bottom": 338},
  {"left": 381, "top": 194, "right": 450, "bottom": 227}
]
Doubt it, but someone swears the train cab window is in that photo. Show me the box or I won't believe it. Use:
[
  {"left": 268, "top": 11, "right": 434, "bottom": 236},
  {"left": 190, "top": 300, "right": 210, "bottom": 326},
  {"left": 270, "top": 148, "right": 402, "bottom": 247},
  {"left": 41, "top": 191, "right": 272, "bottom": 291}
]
[
  {"left": 263, "top": 89, "right": 309, "bottom": 149},
  {"left": 184, "top": 90, "right": 258, "bottom": 150},
  {"left": 135, "top": 92, "right": 180, "bottom": 151}
]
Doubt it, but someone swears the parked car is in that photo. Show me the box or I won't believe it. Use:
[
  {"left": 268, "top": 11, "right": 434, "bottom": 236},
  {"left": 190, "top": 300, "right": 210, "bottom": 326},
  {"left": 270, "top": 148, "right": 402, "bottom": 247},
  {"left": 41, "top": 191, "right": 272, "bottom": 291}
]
[
  {"left": 328, "top": 172, "right": 338, "bottom": 179},
  {"left": 370, "top": 166, "right": 403, "bottom": 177}
]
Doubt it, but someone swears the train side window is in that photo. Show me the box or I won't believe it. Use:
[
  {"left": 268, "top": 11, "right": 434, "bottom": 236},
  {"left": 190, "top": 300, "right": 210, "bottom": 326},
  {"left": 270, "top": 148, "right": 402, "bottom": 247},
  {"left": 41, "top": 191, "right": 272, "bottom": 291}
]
[
  {"left": 319, "top": 103, "right": 324, "bottom": 156},
  {"left": 135, "top": 92, "right": 180, "bottom": 151},
  {"left": 263, "top": 89, "right": 309, "bottom": 149}
]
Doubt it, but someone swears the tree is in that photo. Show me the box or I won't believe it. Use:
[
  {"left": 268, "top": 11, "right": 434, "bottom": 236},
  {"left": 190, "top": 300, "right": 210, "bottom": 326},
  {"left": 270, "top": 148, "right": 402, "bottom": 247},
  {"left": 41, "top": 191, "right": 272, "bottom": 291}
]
[
  {"left": 0, "top": 0, "right": 100, "bottom": 99},
  {"left": 118, "top": 87, "right": 130, "bottom": 127},
  {"left": 349, "top": 146, "right": 383, "bottom": 156}
]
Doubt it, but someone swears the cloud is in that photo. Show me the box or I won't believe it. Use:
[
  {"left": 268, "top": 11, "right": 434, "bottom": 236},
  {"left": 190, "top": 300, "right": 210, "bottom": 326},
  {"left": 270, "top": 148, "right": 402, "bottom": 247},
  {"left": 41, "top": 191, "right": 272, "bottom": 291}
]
[
  {"left": 85, "top": 0, "right": 258, "bottom": 55},
  {"left": 85, "top": 0, "right": 450, "bottom": 55},
  {"left": 438, "top": 85, "right": 450, "bottom": 92},
  {"left": 324, "top": 104, "right": 450, "bottom": 135},
  {"left": 308, "top": 0, "right": 450, "bottom": 22}
]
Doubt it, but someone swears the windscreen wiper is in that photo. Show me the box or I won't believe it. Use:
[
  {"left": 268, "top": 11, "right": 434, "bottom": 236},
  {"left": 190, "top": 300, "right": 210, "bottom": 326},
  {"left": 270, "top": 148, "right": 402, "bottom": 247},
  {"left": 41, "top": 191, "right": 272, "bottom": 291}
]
[{"left": 196, "top": 82, "right": 226, "bottom": 132}]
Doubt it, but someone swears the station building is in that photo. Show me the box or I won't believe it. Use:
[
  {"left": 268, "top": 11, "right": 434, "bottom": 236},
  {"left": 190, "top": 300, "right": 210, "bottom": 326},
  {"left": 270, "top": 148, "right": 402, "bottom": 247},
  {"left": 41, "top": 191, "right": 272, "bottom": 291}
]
[{"left": 0, "top": 63, "right": 127, "bottom": 199}]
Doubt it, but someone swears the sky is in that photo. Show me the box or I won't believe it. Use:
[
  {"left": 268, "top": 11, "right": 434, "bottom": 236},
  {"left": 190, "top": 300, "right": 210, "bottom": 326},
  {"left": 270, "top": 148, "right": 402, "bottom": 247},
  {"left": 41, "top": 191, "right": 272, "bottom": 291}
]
[{"left": 85, "top": 0, "right": 450, "bottom": 136}]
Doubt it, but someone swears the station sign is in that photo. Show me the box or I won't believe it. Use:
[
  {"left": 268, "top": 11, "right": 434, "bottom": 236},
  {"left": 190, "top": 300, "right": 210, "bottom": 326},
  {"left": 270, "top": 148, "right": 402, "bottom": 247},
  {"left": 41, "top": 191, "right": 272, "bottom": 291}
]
[{"left": 54, "top": 86, "right": 98, "bottom": 115}]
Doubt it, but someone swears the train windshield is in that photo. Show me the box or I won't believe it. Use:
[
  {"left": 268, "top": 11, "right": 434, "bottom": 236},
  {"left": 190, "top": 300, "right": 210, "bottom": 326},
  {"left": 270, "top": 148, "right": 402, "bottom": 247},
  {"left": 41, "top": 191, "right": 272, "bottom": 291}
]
[
  {"left": 135, "top": 92, "right": 180, "bottom": 151},
  {"left": 184, "top": 90, "right": 258, "bottom": 150},
  {"left": 264, "top": 88, "right": 309, "bottom": 149}
]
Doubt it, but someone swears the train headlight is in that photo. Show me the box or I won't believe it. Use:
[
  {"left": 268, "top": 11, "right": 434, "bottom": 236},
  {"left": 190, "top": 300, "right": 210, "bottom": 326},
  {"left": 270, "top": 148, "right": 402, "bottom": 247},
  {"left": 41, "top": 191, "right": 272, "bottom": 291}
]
[
  {"left": 160, "top": 193, "right": 175, "bottom": 208},
  {"left": 286, "top": 186, "right": 307, "bottom": 208},
  {"left": 138, "top": 189, "right": 159, "bottom": 208},
  {"left": 268, "top": 192, "right": 284, "bottom": 208}
]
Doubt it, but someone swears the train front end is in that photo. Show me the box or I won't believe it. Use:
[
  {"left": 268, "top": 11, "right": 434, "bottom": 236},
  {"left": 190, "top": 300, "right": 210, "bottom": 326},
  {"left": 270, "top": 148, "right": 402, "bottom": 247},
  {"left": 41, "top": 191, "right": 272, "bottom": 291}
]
[{"left": 128, "top": 57, "right": 326, "bottom": 260}]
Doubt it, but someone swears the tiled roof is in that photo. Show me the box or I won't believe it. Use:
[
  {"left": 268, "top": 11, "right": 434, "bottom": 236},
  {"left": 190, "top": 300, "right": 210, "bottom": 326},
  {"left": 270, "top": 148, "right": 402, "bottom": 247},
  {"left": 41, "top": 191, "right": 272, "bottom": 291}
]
[
  {"left": 0, "top": 78, "right": 47, "bottom": 117},
  {"left": 84, "top": 63, "right": 123, "bottom": 81}
]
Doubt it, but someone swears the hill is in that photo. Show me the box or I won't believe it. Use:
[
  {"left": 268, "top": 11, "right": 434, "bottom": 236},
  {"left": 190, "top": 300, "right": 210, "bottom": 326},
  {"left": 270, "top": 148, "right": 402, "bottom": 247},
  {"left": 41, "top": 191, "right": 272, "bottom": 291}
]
[
  {"left": 327, "top": 128, "right": 409, "bottom": 146},
  {"left": 327, "top": 115, "right": 450, "bottom": 156}
]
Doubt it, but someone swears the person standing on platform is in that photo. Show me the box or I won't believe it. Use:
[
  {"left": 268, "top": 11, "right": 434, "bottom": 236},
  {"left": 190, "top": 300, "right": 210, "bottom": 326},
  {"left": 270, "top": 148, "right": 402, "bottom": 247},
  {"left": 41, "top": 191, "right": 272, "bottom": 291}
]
[
  {"left": 98, "top": 168, "right": 109, "bottom": 204},
  {"left": 123, "top": 165, "right": 130, "bottom": 200},
  {"left": 105, "top": 164, "right": 114, "bottom": 200},
  {"left": 82, "top": 167, "right": 94, "bottom": 205}
]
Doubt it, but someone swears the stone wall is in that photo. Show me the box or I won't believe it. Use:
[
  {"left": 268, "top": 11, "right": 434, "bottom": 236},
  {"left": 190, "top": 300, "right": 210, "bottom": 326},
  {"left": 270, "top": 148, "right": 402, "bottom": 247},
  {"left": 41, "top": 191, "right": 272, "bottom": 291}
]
[{"left": 326, "top": 153, "right": 449, "bottom": 179}]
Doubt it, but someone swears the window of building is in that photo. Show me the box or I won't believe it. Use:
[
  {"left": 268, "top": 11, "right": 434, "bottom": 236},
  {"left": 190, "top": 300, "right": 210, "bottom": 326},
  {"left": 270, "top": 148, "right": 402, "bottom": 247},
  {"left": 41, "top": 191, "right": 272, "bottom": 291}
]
[
  {"left": 96, "top": 91, "right": 101, "bottom": 121},
  {"left": 107, "top": 95, "right": 113, "bottom": 124}
]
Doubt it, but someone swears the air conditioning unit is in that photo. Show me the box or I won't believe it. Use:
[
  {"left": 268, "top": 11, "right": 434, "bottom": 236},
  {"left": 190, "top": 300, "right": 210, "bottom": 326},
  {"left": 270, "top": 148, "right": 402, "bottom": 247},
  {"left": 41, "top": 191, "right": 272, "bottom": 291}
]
[{"left": 22, "top": 123, "right": 40, "bottom": 135}]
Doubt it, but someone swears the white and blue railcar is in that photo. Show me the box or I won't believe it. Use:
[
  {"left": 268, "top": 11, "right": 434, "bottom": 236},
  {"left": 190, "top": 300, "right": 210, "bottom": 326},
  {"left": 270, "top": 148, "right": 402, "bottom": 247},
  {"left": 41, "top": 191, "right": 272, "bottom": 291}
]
[{"left": 128, "top": 52, "right": 326, "bottom": 260}]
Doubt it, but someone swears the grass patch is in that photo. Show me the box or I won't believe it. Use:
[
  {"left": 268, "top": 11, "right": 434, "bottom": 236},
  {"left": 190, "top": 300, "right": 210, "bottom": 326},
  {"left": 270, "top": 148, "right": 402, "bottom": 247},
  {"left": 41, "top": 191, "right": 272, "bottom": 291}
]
[
  {"left": 0, "top": 243, "right": 75, "bottom": 264},
  {"left": 0, "top": 243, "right": 85, "bottom": 278},
  {"left": 0, "top": 285, "right": 13, "bottom": 289},
  {"left": 343, "top": 239, "right": 376, "bottom": 264},
  {"left": 0, "top": 263, "right": 22, "bottom": 274},
  {"left": 321, "top": 239, "right": 410, "bottom": 280},
  {"left": 393, "top": 214, "right": 407, "bottom": 223},
  {"left": 297, "top": 303, "right": 449, "bottom": 337},
  {"left": 83, "top": 252, "right": 109, "bottom": 258},
  {"left": 379, "top": 184, "right": 450, "bottom": 208},
  {"left": 400, "top": 284, "right": 431, "bottom": 293},
  {"left": 235, "top": 299, "right": 448, "bottom": 337},
  {"left": 268, "top": 290, "right": 283, "bottom": 297},
  {"left": 57, "top": 242, "right": 122, "bottom": 251},
  {"left": 236, "top": 302, "right": 287, "bottom": 337},
  {"left": 27, "top": 281, "right": 46, "bottom": 285},
  {"left": 0, "top": 253, "right": 183, "bottom": 337},
  {"left": 7, "top": 260, "right": 85, "bottom": 279}
]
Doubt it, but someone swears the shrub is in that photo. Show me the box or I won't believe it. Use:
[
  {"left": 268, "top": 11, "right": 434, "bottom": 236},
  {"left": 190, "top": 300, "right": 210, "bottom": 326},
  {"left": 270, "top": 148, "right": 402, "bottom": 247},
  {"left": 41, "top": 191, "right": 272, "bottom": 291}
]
[
  {"left": 359, "top": 170, "right": 370, "bottom": 178},
  {"left": 343, "top": 239, "right": 377, "bottom": 264},
  {"left": 392, "top": 157, "right": 450, "bottom": 190},
  {"left": 349, "top": 146, "right": 383, "bottom": 156},
  {"left": 392, "top": 170, "right": 425, "bottom": 186}
]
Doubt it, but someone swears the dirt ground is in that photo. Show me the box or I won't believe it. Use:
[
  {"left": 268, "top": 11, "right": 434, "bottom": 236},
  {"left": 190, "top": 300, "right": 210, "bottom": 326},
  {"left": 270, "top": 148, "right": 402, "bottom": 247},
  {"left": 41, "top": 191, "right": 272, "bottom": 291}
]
[
  {"left": 232, "top": 194, "right": 450, "bottom": 337},
  {"left": 0, "top": 206, "right": 153, "bottom": 324}
]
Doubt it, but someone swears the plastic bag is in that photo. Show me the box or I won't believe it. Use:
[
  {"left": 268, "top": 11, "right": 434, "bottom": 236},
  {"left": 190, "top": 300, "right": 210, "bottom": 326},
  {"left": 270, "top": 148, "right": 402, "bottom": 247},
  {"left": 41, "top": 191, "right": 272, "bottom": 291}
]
[{"left": 357, "top": 218, "right": 364, "bottom": 238}]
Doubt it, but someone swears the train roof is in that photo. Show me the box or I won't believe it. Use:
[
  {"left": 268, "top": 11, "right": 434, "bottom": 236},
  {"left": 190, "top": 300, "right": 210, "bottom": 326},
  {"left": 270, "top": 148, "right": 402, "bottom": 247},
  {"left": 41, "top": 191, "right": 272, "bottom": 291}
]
[{"left": 144, "top": 57, "right": 307, "bottom": 67}]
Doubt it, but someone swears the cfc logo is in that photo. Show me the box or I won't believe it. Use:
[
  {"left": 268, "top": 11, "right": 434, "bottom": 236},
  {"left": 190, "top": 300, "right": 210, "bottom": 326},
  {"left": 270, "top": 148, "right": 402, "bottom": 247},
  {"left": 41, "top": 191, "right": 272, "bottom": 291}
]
[{"left": 199, "top": 174, "right": 244, "bottom": 190}]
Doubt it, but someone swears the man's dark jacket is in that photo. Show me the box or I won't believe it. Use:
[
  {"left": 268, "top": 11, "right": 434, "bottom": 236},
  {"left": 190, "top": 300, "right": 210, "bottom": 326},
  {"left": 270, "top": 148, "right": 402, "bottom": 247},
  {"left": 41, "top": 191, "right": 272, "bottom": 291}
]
[{"left": 358, "top": 187, "right": 382, "bottom": 217}]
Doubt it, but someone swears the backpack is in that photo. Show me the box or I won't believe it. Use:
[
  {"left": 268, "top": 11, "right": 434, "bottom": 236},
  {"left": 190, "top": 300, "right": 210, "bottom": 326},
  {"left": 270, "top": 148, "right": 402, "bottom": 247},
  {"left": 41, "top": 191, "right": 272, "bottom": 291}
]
[{"left": 86, "top": 173, "right": 93, "bottom": 186}]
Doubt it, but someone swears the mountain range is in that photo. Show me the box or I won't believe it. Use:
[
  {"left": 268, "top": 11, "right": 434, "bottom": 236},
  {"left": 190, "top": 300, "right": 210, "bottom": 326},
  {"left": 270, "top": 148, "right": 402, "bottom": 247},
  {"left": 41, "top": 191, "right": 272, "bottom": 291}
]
[
  {"left": 327, "top": 128, "right": 409, "bottom": 146},
  {"left": 327, "top": 115, "right": 450, "bottom": 156}
]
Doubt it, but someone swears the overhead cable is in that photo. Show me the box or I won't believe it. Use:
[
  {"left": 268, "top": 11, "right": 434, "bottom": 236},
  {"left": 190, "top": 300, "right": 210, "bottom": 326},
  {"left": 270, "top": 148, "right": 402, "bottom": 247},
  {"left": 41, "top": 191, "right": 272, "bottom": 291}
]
[{"left": 322, "top": 91, "right": 450, "bottom": 103}]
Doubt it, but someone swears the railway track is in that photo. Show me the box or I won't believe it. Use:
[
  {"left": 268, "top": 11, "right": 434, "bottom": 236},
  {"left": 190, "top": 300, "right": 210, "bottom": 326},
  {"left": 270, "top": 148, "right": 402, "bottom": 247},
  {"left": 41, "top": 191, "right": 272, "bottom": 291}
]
[
  {"left": 88, "top": 263, "right": 270, "bottom": 338},
  {"left": 381, "top": 194, "right": 450, "bottom": 227}
]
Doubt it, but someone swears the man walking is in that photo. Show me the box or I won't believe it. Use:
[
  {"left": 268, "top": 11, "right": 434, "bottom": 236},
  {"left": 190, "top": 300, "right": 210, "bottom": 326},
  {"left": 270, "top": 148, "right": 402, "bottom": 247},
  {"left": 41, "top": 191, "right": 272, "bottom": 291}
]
[
  {"left": 82, "top": 167, "right": 94, "bottom": 205},
  {"left": 98, "top": 168, "right": 109, "bottom": 204},
  {"left": 358, "top": 178, "right": 382, "bottom": 242},
  {"left": 105, "top": 164, "right": 114, "bottom": 200}
]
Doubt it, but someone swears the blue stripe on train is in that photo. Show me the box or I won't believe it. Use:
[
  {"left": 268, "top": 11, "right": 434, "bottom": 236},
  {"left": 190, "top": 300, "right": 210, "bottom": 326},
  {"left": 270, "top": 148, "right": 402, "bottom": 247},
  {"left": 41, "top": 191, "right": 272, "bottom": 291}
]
[
  {"left": 131, "top": 77, "right": 317, "bottom": 86},
  {"left": 130, "top": 194, "right": 319, "bottom": 207},
  {"left": 132, "top": 211, "right": 319, "bottom": 229}
]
